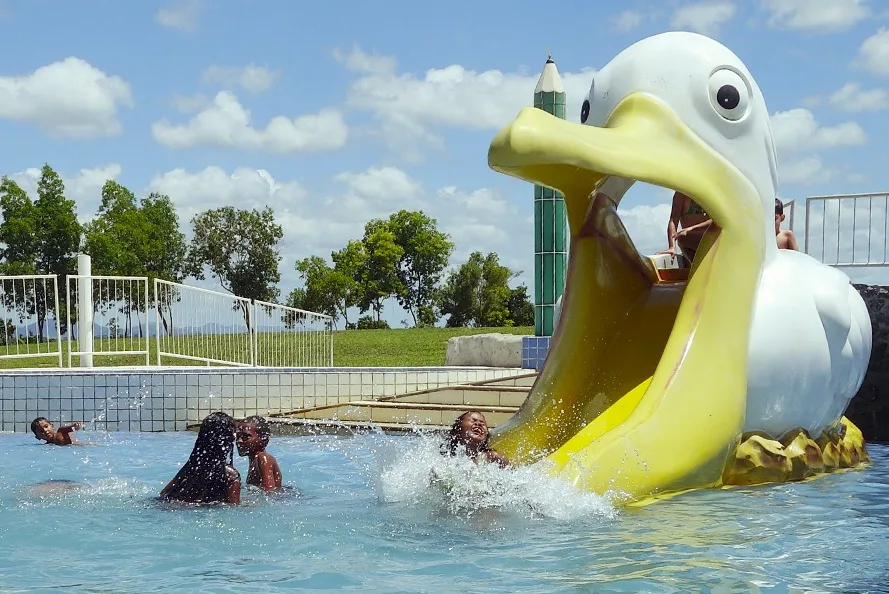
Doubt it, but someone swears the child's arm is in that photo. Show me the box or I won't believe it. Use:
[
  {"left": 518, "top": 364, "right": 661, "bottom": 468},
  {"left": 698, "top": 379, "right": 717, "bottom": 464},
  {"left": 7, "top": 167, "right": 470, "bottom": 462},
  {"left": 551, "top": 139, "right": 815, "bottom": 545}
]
[
  {"left": 485, "top": 450, "right": 511, "bottom": 468},
  {"left": 786, "top": 230, "right": 799, "bottom": 251},
  {"left": 57, "top": 422, "right": 83, "bottom": 435},
  {"left": 226, "top": 467, "right": 241, "bottom": 504},
  {"left": 256, "top": 453, "right": 281, "bottom": 491}
]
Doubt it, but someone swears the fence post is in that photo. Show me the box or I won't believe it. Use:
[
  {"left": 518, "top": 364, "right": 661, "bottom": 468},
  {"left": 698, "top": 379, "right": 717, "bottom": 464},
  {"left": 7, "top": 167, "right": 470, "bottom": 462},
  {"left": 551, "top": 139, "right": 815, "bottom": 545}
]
[{"left": 77, "top": 254, "right": 93, "bottom": 368}]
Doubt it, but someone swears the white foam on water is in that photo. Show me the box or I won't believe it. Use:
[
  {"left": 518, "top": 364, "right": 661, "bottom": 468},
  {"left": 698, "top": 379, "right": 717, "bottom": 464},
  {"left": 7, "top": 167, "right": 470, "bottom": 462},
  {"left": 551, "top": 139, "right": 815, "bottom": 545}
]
[{"left": 371, "top": 432, "right": 618, "bottom": 521}]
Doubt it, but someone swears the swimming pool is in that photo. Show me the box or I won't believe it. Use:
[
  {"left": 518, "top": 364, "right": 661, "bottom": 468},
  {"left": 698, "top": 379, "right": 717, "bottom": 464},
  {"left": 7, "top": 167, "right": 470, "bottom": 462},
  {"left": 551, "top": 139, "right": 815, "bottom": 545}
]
[{"left": 2, "top": 431, "right": 888, "bottom": 592}]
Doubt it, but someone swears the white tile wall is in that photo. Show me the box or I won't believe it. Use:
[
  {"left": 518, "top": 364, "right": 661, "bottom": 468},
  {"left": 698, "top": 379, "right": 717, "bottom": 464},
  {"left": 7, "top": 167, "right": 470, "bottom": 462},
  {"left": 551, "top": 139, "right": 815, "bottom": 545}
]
[{"left": 0, "top": 366, "right": 526, "bottom": 433}]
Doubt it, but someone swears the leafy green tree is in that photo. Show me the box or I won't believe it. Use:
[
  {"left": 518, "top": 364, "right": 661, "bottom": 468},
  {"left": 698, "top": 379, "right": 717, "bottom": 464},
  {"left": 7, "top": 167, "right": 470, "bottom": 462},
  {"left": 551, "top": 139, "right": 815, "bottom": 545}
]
[
  {"left": 357, "top": 225, "right": 403, "bottom": 322},
  {"left": 0, "top": 166, "right": 81, "bottom": 340},
  {"left": 187, "top": 206, "right": 283, "bottom": 328},
  {"left": 507, "top": 284, "right": 535, "bottom": 327},
  {"left": 374, "top": 210, "right": 453, "bottom": 327},
  {"left": 292, "top": 255, "right": 352, "bottom": 328},
  {"left": 438, "top": 251, "right": 518, "bottom": 327},
  {"left": 330, "top": 240, "right": 365, "bottom": 321},
  {"left": 0, "top": 177, "right": 38, "bottom": 273},
  {"left": 84, "top": 183, "right": 187, "bottom": 337}
]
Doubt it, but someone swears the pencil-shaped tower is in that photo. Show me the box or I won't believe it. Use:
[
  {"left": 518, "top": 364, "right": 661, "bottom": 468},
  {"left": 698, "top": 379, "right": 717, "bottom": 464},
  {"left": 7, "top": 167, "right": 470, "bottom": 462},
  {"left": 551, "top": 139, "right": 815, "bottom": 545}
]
[{"left": 532, "top": 54, "right": 567, "bottom": 336}]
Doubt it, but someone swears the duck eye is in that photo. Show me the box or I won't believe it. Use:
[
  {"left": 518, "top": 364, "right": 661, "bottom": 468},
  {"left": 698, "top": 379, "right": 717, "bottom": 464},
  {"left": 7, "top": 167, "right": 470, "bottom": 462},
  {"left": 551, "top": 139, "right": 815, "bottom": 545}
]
[
  {"left": 708, "top": 68, "right": 750, "bottom": 122},
  {"left": 580, "top": 99, "right": 590, "bottom": 124}
]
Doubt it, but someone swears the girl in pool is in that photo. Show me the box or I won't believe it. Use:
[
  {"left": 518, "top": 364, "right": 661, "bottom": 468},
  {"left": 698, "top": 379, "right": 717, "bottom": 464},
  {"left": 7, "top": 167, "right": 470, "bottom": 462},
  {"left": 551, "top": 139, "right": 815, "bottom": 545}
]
[
  {"left": 444, "top": 411, "right": 511, "bottom": 468},
  {"left": 160, "top": 412, "right": 241, "bottom": 505}
]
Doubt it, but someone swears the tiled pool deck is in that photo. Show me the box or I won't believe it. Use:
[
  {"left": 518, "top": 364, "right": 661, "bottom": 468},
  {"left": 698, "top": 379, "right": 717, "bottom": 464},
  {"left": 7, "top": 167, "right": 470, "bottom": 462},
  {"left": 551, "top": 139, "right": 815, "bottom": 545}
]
[{"left": 0, "top": 366, "right": 530, "bottom": 433}]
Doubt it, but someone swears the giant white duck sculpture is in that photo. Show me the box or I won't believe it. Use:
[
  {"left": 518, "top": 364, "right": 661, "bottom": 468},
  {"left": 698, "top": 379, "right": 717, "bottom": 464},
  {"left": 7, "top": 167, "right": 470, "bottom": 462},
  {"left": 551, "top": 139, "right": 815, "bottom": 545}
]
[{"left": 486, "top": 31, "right": 873, "bottom": 505}]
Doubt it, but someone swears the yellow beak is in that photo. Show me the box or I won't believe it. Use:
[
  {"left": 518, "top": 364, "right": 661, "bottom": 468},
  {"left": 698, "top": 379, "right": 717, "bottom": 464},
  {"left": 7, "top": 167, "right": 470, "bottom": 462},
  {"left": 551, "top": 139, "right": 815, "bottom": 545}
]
[{"left": 486, "top": 93, "right": 768, "bottom": 504}]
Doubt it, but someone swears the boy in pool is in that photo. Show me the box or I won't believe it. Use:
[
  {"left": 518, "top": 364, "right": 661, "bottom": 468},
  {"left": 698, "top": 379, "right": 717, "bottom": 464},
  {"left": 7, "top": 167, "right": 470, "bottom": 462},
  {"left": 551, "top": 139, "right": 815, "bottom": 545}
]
[
  {"left": 30, "top": 417, "right": 82, "bottom": 446},
  {"left": 444, "top": 411, "right": 511, "bottom": 468},
  {"left": 236, "top": 415, "right": 283, "bottom": 492}
]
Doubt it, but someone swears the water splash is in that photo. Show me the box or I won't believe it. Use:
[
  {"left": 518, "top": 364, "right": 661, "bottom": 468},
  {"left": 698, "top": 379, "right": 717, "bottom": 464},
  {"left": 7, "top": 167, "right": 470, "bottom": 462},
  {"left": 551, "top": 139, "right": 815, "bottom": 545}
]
[{"left": 372, "top": 432, "right": 618, "bottom": 521}]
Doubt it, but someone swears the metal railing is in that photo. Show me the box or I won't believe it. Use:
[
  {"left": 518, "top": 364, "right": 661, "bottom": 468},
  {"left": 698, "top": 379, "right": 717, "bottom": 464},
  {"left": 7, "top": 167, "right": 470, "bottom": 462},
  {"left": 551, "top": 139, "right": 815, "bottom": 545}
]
[
  {"left": 803, "top": 192, "right": 889, "bottom": 267},
  {"left": 252, "top": 299, "right": 334, "bottom": 367},
  {"left": 154, "top": 279, "right": 255, "bottom": 367},
  {"left": 0, "top": 274, "right": 63, "bottom": 366},
  {"left": 66, "top": 275, "right": 150, "bottom": 366}
]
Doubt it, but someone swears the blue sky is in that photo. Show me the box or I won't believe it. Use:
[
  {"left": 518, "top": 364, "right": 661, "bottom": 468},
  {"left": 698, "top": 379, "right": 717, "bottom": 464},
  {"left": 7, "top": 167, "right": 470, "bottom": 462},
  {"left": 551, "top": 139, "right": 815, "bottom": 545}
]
[{"left": 0, "top": 0, "right": 887, "bottom": 327}]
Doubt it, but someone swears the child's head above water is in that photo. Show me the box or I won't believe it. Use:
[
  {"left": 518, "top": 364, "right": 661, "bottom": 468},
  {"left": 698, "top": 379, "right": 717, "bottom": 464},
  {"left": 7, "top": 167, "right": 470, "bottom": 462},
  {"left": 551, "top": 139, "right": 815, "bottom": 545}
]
[
  {"left": 236, "top": 415, "right": 271, "bottom": 457},
  {"left": 30, "top": 417, "right": 53, "bottom": 440},
  {"left": 445, "top": 411, "right": 491, "bottom": 456},
  {"left": 160, "top": 411, "right": 237, "bottom": 504}
]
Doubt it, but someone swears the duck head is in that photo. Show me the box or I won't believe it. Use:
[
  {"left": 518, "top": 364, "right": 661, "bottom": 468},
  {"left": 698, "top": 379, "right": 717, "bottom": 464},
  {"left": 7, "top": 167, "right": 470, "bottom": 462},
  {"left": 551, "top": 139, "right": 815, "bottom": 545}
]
[{"left": 487, "top": 32, "right": 781, "bottom": 502}]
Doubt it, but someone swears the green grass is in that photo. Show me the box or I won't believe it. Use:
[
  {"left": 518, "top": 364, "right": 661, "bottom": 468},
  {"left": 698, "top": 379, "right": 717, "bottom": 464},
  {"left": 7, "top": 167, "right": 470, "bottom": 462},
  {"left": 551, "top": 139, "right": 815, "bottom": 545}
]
[
  {"left": 0, "top": 326, "right": 534, "bottom": 369},
  {"left": 332, "top": 326, "right": 533, "bottom": 367}
]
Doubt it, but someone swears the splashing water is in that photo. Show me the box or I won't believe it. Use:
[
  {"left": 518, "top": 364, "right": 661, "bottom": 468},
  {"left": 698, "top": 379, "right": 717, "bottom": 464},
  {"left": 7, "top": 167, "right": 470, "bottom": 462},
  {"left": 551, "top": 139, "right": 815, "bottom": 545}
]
[{"left": 372, "top": 431, "right": 618, "bottom": 521}]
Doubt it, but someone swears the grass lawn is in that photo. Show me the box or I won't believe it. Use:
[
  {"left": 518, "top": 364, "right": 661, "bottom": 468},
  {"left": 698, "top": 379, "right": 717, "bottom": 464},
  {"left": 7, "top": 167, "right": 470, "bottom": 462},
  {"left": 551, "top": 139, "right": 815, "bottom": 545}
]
[
  {"left": 333, "top": 326, "right": 533, "bottom": 367},
  {"left": 0, "top": 326, "right": 533, "bottom": 369}
]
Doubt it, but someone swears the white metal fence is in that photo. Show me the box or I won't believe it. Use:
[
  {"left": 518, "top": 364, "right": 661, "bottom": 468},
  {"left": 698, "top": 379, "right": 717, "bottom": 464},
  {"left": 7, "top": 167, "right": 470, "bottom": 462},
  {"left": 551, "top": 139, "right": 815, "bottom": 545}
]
[
  {"left": 802, "top": 193, "right": 889, "bottom": 267},
  {"left": 154, "top": 280, "right": 334, "bottom": 367},
  {"left": 0, "top": 274, "right": 63, "bottom": 366},
  {"left": 67, "top": 275, "right": 151, "bottom": 366},
  {"left": 253, "top": 299, "right": 333, "bottom": 367},
  {"left": 154, "top": 279, "right": 255, "bottom": 367}
]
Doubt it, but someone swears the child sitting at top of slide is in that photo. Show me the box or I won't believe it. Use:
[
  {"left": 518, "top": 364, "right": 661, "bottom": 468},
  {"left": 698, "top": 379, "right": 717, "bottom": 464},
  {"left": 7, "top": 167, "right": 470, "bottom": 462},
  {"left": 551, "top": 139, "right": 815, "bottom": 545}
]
[
  {"left": 30, "top": 417, "right": 83, "bottom": 446},
  {"left": 236, "top": 415, "right": 283, "bottom": 492}
]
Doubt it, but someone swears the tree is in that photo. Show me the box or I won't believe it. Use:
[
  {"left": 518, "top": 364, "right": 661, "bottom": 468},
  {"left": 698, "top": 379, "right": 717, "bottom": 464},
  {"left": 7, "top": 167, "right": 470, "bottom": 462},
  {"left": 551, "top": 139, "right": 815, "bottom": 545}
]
[
  {"left": 0, "top": 166, "right": 81, "bottom": 341},
  {"left": 84, "top": 183, "right": 188, "bottom": 337},
  {"left": 507, "top": 284, "right": 535, "bottom": 327},
  {"left": 378, "top": 210, "right": 453, "bottom": 327},
  {"left": 330, "top": 240, "right": 365, "bottom": 321},
  {"left": 438, "top": 251, "right": 520, "bottom": 328},
  {"left": 357, "top": 224, "right": 403, "bottom": 322},
  {"left": 187, "top": 206, "right": 283, "bottom": 328},
  {"left": 292, "top": 256, "right": 352, "bottom": 327}
]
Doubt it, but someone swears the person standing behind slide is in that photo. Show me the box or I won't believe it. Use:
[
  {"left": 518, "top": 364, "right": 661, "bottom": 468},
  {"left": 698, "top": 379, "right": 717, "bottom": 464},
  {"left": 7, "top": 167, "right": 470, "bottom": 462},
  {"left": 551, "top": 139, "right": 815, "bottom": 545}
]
[{"left": 660, "top": 191, "right": 715, "bottom": 265}]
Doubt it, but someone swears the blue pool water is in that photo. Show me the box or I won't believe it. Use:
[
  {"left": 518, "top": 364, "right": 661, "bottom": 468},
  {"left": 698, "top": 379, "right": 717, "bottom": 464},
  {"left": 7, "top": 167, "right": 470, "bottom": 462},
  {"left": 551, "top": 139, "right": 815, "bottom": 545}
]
[{"left": 1, "top": 431, "right": 888, "bottom": 593}]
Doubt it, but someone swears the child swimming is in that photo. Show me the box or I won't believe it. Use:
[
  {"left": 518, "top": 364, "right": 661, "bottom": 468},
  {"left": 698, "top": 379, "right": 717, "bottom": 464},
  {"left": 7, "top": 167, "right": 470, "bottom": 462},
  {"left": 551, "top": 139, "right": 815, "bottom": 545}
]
[
  {"left": 443, "top": 411, "right": 511, "bottom": 468},
  {"left": 160, "top": 412, "right": 241, "bottom": 505},
  {"left": 236, "top": 415, "right": 283, "bottom": 492},
  {"left": 30, "top": 417, "right": 82, "bottom": 446}
]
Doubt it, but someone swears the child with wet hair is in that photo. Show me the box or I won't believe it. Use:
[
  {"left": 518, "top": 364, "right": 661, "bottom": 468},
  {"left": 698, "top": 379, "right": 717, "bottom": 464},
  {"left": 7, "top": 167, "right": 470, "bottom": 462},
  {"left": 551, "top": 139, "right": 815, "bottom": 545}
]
[
  {"left": 443, "top": 411, "right": 510, "bottom": 468},
  {"left": 30, "top": 417, "right": 82, "bottom": 446},
  {"left": 236, "top": 415, "right": 282, "bottom": 492},
  {"left": 160, "top": 412, "right": 241, "bottom": 505}
]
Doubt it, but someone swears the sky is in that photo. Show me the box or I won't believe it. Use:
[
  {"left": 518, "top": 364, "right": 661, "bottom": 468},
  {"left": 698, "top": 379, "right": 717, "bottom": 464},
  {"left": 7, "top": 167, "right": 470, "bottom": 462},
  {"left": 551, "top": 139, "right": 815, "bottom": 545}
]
[{"left": 0, "top": 0, "right": 888, "bottom": 328}]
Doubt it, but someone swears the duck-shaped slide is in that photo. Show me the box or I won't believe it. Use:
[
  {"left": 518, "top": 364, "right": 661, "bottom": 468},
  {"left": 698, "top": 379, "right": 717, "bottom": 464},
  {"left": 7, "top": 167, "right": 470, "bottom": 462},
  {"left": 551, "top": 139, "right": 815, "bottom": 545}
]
[{"left": 486, "top": 31, "right": 872, "bottom": 505}]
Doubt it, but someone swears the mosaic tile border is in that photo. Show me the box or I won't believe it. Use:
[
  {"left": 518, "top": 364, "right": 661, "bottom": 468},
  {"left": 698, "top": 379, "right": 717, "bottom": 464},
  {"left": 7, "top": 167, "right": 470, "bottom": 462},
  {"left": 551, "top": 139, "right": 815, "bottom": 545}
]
[{"left": 0, "top": 366, "right": 527, "bottom": 433}]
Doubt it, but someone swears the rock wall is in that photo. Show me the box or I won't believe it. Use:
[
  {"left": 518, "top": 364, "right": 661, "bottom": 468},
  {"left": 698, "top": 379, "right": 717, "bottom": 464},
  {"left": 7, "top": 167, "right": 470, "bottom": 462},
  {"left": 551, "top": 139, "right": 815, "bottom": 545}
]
[
  {"left": 445, "top": 333, "right": 523, "bottom": 368},
  {"left": 846, "top": 284, "right": 889, "bottom": 442}
]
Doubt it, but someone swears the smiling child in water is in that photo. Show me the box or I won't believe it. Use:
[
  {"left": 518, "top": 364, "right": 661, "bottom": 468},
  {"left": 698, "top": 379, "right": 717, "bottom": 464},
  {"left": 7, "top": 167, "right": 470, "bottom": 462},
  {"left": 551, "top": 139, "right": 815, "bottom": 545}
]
[
  {"left": 236, "top": 415, "right": 283, "bottom": 492},
  {"left": 444, "top": 411, "right": 511, "bottom": 468},
  {"left": 30, "top": 417, "right": 83, "bottom": 446}
]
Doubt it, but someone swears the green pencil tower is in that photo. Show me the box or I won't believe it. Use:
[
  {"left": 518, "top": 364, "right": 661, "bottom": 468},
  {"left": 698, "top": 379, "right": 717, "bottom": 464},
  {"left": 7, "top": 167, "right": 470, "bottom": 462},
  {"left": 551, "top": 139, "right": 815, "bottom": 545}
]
[{"left": 532, "top": 54, "right": 567, "bottom": 337}]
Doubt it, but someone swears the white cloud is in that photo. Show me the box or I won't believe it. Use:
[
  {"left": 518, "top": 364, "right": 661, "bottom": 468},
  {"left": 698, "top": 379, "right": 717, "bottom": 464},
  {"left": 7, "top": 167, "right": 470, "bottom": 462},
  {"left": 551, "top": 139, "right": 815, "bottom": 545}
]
[
  {"left": 151, "top": 91, "right": 348, "bottom": 154},
  {"left": 760, "top": 0, "right": 872, "bottom": 31},
  {"left": 827, "top": 83, "right": 889, "bottom": 112},
  {"left": 614, "top": 10, "right": 645, "bottom": 31},
  {"left": 0, "top": 57, "right": 133, "bottom": 139},
  {"left": 768, "top": 108, "right": 867, "bottom": 187},
  {"left": 670, "top": 1, "right": 736, "bottom": 37},
  {"left": 856, "top": 27, "right": 889, "bottom": 76},
  {"left": 156, "top": 0, "right": 205, "bottom": 32},
  {"left": 9, "top": 163, "right": 123, "bottom": 223},
  {"left": 201, "top": 64, "right": 279, "bottom": 94},
  {"left": 334, "top": 46, "right": 596, "bottom": 160},
  {"left": 770, "top": 108, "right": 867, "bottom": 153},
  {"left": 779, "top": 155, "right": 841, "bottom": 186},
  {"left": 148, "top": 166, "right": 308, "bottom": 221}
]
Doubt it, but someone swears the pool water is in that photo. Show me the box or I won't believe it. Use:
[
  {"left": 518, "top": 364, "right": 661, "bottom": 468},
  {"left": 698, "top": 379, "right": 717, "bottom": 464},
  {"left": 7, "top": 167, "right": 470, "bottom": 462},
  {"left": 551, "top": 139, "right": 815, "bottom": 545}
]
[{"left": 2, "top": 430, "right": 888, "bottom": 593}]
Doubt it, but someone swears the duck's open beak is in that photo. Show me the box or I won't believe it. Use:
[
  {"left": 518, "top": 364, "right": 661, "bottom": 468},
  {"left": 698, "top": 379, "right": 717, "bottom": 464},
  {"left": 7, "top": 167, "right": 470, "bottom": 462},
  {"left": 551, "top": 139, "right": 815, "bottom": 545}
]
[{"left": 486, "top": 94, "right": 766, "bottom": 504}]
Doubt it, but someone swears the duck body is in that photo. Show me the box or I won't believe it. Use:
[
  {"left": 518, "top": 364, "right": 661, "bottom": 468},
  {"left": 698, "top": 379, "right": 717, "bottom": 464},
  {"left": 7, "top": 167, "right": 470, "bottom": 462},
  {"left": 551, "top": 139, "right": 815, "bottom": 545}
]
[{"left": 745, "top": 249, "right": 872, "bottom": 438}]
